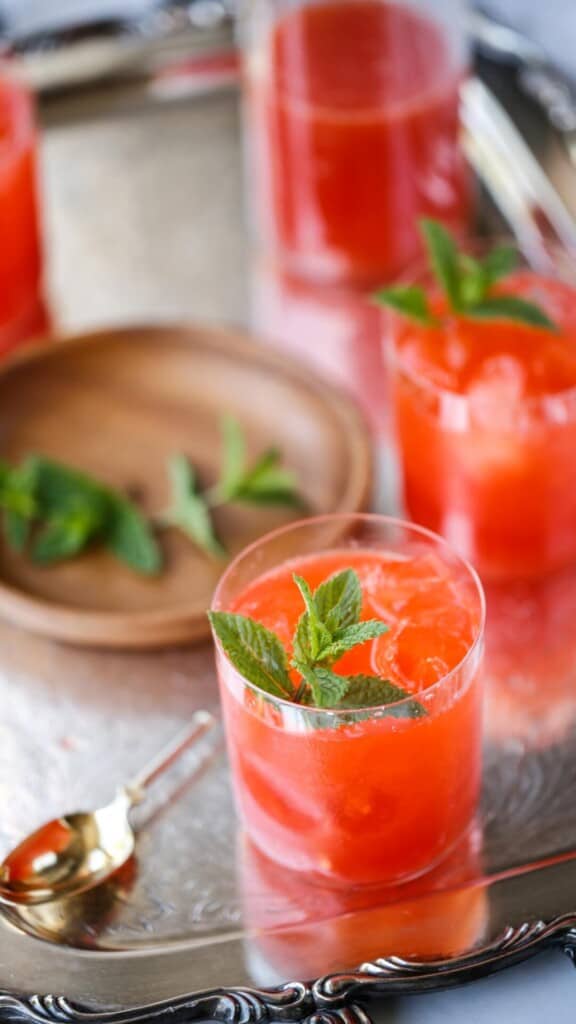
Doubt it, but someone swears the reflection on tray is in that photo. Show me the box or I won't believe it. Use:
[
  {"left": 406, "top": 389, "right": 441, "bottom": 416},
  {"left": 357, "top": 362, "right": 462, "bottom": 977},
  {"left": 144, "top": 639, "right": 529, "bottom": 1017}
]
[
  {"left": 240, "top": 831, "right": 488, "bottom": 981},
  {"left": 485, "top": 562, "right": 576, "bottom": 748},
  {"left": 3, "top": 558, "right": 576, "bottom": 963}
]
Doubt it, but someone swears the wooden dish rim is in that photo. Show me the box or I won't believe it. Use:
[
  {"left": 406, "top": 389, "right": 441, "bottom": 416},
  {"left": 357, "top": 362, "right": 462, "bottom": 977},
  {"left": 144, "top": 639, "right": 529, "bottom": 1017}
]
[{"left": 0, "top": 322, "right": 373, "bottom": 648}]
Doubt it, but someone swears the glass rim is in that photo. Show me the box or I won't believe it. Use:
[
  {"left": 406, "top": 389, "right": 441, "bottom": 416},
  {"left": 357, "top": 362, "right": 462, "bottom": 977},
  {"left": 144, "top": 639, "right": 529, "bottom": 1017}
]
[
  {"left": 386, "top": 236, "right": 576, "bottom": 419},
  {"left": 210, "top": 512, "right": 486, "bottom": 717}
]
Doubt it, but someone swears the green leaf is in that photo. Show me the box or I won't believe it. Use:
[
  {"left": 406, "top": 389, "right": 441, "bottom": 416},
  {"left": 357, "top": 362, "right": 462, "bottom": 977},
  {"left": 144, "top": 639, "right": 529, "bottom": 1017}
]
[
  {"left": 28, "top": 455, "right": 161, "bottom": 575},
  {"left": 30, "top": 456, "right": 106, "bottom": 515},
  {"left": 458, "top": 254, "right": 487, "bottom": 307},
  {"left": 216, "top": 415, "right": 247, "bottom": 502},
  {"left": 292, "top": 575, "right": 331, "bottom": 659},
  {"left": 292, "top": 611, "right": 312, "bottom": 665},
  {"left": 0, "top": 459, "right": 39, "bottom": 552},
  {"left": 213, "top": 417, "right": 303, "bottom": 508},
  {"left": 294, "top": 664, "right": 350, "bottom": 708},
  {"left": 106, "top": 497, "right": 162, "bottom": 576},
  {"left": 318, "top": 620, "right": 389, "bottom": 665},
  {"left": 166, "top": 454, "right": 225, "bottom": 559},
  {"left": 337, "top": 675, "right": 426, "bottom": 717},
  {"left": 231, "top": 449, "right": 303, "bottom": 508},
  {"left": 481, "top": 245, "right": 518, "bottom": 287},
  {"left": 4, "top": 511, "right": 29, "bottom": 552},
  {"left": 33, "top": 489, "right": 106, "bottom": 564},
  {"left": 314, "top": 569, "right": 362, "bottom": 635},
  {"left": 457, "top": 249, "right": 518, "bottom": 309},
  {"left": 33, "top": 516, "right": 92, "bottom": 564},
  {"left": 208, "top": 611, "right": 295, "bottom": 700},
  {"left": 467, "top": 296, "right": 558, "bottom": 331},
  {"left": 420, "top": 219, "right": 463, "bottom": 310},
  {"left": 373, "top": 285, "right": 437, "bottom": 326}
]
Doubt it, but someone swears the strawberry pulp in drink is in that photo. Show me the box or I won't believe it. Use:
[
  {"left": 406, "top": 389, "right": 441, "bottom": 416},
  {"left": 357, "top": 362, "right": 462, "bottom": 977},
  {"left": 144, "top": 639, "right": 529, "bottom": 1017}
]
[
  {"left": 391, "top": 272, "right": 576, "bottom": 579},
  {"left": 214, "top": 543, "right": 483, "bottom": 886}
]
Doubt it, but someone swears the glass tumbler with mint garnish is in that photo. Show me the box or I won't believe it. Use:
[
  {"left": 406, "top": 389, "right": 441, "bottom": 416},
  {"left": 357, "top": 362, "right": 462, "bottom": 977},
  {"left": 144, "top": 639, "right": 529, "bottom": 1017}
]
[
  {"left": 209, "top": 514, "right": 485, "bottom": 888},
  {"left": 377, "top": 221, "right": 576, "bottom": 580}
]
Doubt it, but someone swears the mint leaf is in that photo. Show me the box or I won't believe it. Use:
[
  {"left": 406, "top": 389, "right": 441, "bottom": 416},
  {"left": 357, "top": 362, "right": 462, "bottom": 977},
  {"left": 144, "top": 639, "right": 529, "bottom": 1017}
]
[
  {"left": 27, "top": 456, "right": 160, "bottom": 575},
  {"left": 212, "top": 417, "right": 303, "bottom": 508},
  {"left": 106, "top": 497, "right": 162, "bottom": 576},
  {"left": 0, "top": 459, "right": 38, "bottom": 552},
  {"left": 33, "top": 517, "right": 92, "bottom": 564},
  {"left": 216, "top": 415, "right": 246, "bottom": 502},
  {"left": 292, "top": 575, "right": 331, "bottom": 659},
  {"left": 292, "top": 611, "right": 312, "bottom": 665},
  {"left": 4, "top": 511, "right": 29, "bottom": 552},
  {"left": 314, "top": 569, "right": 363, "bottom": 634},
  {"left": 293, "top": 664, "right": 350, "bottom": 708},
  {"left": 208, "top": 610, "right": 295, "bottom": 700},
  {"left": 233, "top": 450, "right": 303, "bottom": 507},
  {"left": 378, "top": 221, "right": 558, "bottom": 333},
  {"left": 458, "top": 254, "right": 487, "bottom": 307},
  {"left": 420, "top": 219, "right": 463, "bottom": 311},
  {"left": 457, "top": 248, "right": 518, "bottom": 308},
  {"left": 338, "top": 675, "right": 426, "bottom": 717},
  {"left": 467, "top": 295, "right": 558, "bottom": 331},
  {"left": 318, "top": 620, "right": 389, "bottom": 665},
  {"left": 30, "top": 456, "right": 106, "bottom": 514},
  {"left": 373, "top": 285, "right": 437, "bottom": 327},
  {"left": 165, "top": 454, "right": 225, "bottom": 560},
  {"left": 290, "top": 570, "right": 394, "bottom": 711},
  {"left": 33, "top": 490, "right": 106, "bottom": 564},
  {"left": 481, "top": 245, "right": 518, "bottom": 287}
]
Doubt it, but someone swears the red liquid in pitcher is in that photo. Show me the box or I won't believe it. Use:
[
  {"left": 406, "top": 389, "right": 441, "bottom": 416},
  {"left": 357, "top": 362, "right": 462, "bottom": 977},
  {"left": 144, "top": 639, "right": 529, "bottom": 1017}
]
[{"left": 247, "top": 0, "right": 469, "bottom": 285}]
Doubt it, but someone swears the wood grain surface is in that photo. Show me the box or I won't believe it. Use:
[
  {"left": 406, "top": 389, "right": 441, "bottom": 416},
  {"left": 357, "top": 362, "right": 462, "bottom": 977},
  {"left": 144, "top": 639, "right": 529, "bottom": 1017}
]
[{"left": 0, "top": 323, "right": 372, "bottom": 647}]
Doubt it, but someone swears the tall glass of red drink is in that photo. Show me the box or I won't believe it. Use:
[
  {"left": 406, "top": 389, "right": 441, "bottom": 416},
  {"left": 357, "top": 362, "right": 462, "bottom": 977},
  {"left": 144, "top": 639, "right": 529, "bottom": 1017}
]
[
  {"left": 242, "top": 0, "right": 470, "bottom": 289},
  {"left": 386, "top": 242, "right": 576, "bottom": 580},
  {"left": 211, "top": 515, "right": 485, "bottom": 888},
  {"left": 0, "top": 62, "right": 48, "bottom": 356}
]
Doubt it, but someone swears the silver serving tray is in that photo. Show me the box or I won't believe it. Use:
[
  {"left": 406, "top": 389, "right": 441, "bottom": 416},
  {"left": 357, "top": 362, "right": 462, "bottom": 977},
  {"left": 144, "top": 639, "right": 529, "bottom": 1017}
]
[
  {"left": 2, "top": 55, "right": 576, "bottom": 1024},
  {"left": 2, "top": 557, "right": 576, "bottom": 1021}
]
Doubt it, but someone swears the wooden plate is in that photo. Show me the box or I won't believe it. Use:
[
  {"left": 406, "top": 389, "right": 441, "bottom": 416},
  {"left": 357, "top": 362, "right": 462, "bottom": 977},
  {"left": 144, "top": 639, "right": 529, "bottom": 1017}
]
[{"left": 0, "top": 324, "right": 372, "bottom": 648}]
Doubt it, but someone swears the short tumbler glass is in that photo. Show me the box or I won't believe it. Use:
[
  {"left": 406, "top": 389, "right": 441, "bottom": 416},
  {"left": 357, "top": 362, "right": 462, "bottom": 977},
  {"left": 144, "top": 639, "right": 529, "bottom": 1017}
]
[{"left": 211, "top": 514, "right": 485, "bottom": 888}]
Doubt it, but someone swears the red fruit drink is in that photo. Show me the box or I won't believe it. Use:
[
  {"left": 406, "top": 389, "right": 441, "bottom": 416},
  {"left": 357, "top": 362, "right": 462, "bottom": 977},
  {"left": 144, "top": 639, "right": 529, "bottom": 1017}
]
[
  {"left": 212, "top": 516, "right": 484, "bottom": 887},
  {"left": 245, "top": 0, "right": 470, "bottom": 286},
  {"left": 0, "top": 66, "right": 48, "bottom": 355},
  {"left": 390, "top": 271, "right": 576, "bottom": 579}
]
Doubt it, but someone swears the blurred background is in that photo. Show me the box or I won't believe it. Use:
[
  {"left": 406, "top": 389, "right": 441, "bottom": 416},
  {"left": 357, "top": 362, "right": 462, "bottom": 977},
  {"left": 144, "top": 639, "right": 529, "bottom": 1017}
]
[{"left": 0, "top": 0, "right": 575, "bottom": 357}]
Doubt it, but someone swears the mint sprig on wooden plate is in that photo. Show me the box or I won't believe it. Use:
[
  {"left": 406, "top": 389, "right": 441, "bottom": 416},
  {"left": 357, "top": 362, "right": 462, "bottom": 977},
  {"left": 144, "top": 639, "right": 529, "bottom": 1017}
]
[
  {"left": 374, "top": 219, "right": 559, "bottom": 332},
  {"left": 0, "top": 419, "right": 304, "bottom": 576},
  {"left": 209, "top": 568, "right": 426, "bottom": 716}
]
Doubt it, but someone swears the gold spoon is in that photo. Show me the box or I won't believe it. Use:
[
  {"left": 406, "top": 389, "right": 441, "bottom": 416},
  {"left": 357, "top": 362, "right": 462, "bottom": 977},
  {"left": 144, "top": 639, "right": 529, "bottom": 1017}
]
[{"left": 0, "top": 710, "right": 216, "bottom": 906}]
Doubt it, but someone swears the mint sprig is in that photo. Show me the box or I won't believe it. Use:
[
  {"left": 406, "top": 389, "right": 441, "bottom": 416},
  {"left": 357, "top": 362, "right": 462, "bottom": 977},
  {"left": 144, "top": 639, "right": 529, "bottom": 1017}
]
[
  {"left": 163, "top": 419, "right": 305, "bottom": 559},
  {"left": 163, "top": 454, "right": 226, "bottom": 560},
  {"left": 0, "top": 455, "right": 162, "bottom": 575},
  {"left": 210, "top": 415, "right": 304, "bottom": 508},
  {"left": 0, "top": 419, "right": 304, "bottom": 574},
  {"left": 209, "top": 568, "right": 426, "bottom": 717},
  {"left": 375, "top": 219, "right": 558, "bottom": 332}
]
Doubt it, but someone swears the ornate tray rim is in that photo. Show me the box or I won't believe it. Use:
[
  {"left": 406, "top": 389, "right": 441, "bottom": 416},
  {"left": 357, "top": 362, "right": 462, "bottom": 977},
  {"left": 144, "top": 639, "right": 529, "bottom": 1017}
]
[{"left": 2, "top": 913, "right": 576, "bottom": 1022}]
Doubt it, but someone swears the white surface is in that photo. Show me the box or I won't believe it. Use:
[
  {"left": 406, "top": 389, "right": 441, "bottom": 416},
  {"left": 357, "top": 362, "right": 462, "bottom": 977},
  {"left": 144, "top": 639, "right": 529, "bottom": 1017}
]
[
  {"left": 373, "top": 952, "right": 575, "bottom": 1021},
  {"left": 0, "top": 0, "right": 159, "bottom": 36},
  {"left": 478, "top": 0, "right": 576, "bottom": 82}
]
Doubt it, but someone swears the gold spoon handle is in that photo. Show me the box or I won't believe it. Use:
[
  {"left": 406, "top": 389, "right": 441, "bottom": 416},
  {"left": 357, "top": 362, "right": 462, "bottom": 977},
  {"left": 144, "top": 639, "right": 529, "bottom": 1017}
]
[{"left": 124, "top": 710, "right": 217, "bottom": 805}]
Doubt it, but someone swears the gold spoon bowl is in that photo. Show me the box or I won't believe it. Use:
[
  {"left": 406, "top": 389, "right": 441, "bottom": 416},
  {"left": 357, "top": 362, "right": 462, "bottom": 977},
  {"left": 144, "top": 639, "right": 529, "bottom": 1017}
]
[{"left": 0, "top": 710, "right": 215, "bottom": 906}]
